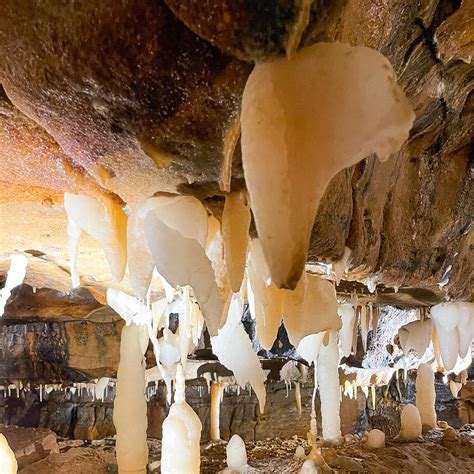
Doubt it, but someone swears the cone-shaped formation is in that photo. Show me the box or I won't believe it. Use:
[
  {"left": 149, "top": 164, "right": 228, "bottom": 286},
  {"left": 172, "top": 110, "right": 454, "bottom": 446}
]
[
  {"left": 367, "top": 429, "right": 385, "bottom": 448},
  {"left": 145, "top": 213, "right": 223, "bottom": 336},
  {"left": 161, "top": 364, "right": 202, "bottom": 473},
  {"left": 430, "top": 302, "right": 474, "bottom": 370},
  {"left": 222, "top": 191, "right": 251, "bottom": 293},
  {"left": 338, "top": 304, "right": 356, "bottom": 358},
  {"left": 226, "top": 434, "right": 247, "bottom": 470},
  {"left": 211, "top": 293, "right": 267, "bottom": 413},
  {"left": 398, "top": 319, "right": 432, "bottom": 357},
  {"left": 64, "top": 193, "right": 127, "bottom": 286},
  {"left": 241, "top": 42, "right": 415, "bottom": 288},
  {"left": 128, "top": 195, "right": 208, "bottom": 298}
]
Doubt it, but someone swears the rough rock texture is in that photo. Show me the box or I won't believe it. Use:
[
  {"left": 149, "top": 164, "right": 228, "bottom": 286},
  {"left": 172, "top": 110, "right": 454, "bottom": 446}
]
[
  {"left": 0, "top": 425, "right": 59, "bottom": 468},
  {"left": 0, "top": 318, "right": 122, "bottom": 383},
  {"left": 19, "top": 446, "right": 116, "bottom": 474},
  {"left": 0, "top": 0, "right": 471, "bottom": 299}
]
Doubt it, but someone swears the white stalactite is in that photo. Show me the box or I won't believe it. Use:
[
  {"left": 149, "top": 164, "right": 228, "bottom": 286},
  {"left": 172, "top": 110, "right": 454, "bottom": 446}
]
[
  {"left": 64, "top": 193, "right": 127, "bottom": 286},
  {"left": 241, "top": 42, "right": 414, "bottom": 288}
]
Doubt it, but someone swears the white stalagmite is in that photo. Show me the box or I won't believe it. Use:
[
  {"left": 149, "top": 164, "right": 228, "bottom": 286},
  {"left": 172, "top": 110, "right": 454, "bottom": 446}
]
[
  {"left": 338, "top": 304, "right": 355, "bottom": 358},
  {"left": 222, "top": 191, "right": 251, "bottom": 292},
  {"left": 161, "top": 364, "right": 202, "bottom": 473},
  {"left": 226, "top": 434, "right": 247, "bottom": 470},
  {"left": 64, "top": 193, "right": 127, "bottom": 286},
  {"left": 0, "top": 253, "right": 28, "bottom": 317},
  {"left": 114, "top": 323, "right": 148, "bottom": 473},
  {"left": 0, "top": 434, "right": 17, "bottom": 474},
  {"left": 211, "top": 293, "right": 267, "bottom": 413},
  {"left": 366, "top": 429, "right": 385, "bottom": 448},
  {"left": 145, "top": 213, "right": 224, "bottom": 336},
  {"left": 127, "top": 195, "right": 208, "bottom": 298},
  {"left": 241, "top": 42, "right": 415, "bottom": 288},
  {"left": 431, "top": 302, "right": 474, "bottom": 371},
  {"left": 398, "top": 319, "right": 432, "bottom": 357},
  {"left": 398, "top": 404, "right": 422, "bottom": 440},
  {"left": 317, "top": 330, "right": 341, "bottom": 441},
  {"left": 416, "top": 363, "right": 437, "bottom": 430}
]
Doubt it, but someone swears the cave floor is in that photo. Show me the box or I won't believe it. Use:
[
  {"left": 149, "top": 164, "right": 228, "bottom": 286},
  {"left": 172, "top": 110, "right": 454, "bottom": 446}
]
[{"left": 20, "top": 425, "right": 474, "bottom": 473}]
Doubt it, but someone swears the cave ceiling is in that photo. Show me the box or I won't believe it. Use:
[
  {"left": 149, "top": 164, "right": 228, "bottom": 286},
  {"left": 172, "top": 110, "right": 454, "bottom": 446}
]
[{"left": 0, "top": 0, "right": 472, "bottom": 303}]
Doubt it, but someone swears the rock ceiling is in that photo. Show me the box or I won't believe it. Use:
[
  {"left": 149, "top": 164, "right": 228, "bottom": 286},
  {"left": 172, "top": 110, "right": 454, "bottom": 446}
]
[{"left": 0, "top": 0, "right": 472, "bottom": 302}]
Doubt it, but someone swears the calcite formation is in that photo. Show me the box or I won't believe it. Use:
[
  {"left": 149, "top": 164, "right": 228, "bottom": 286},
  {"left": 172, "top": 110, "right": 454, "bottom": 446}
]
[
  {"left": 0, "top": 433, "right": 17, "bottom": 474},
  {"left": 64, "top": 193, "right": 127, "bottom": 287},
  {"left": 416, "top": 363, "right": 437, "bottom": 430},
  {"left": 398, "top": 404, "right": 422, "bottom": 441},
  {"left": 430, "top": 302, "right": 474, "bottom": 371},
  {"left": 222, "top": 191, "right": 251, "bottom": 293},
  {"left": 398, "top": 319, "right": 432, "bottom": 357},
  {"left": 226, "top": 434, "right": 247, "bottom": 471},
  {"left": 241, "top": 41, "right": 414, "bottom": 288},
  {"left": 114, "top": 323, "right": 148, "bottom": 473},
  {"left": 161, "top": 364, "right": 202, "bottom": 473}
]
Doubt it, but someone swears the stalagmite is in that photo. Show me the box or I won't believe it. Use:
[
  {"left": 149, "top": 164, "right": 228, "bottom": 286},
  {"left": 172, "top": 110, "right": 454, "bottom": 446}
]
[
  {"left": 300, "top": 459, "right": 320, "bottom": 474},
  {"left": 338, "top": 304, "right": 355, "bottom": 358},
  {"left": 211, "top": 293, "right": 267, "bottom": 413},
  {"left": 370, "top": 385, "right": 376, "bottom": 410},
  {"left": 398, "top": 319, "right": 432, "bottom": 357},
  {"left": 294, "top": 446, "right": 306, "bottom": 460},
  {"left": 241, "top": 42, "right": 414, "bottom": 288},
  {"left": 366, "top": 429, "right": 385, "bottom": 448},
  {"left": 145, "top": 213, "right": 224, "bottom": 336},
  {"left": 416, "top": 363, "right": 437, "bottom": 430},
  {"left": 210, "top": 382, "right": 223, "bottom": 441},
  {"left": 222, "top": 191, "right": 251, "bottom": 292},
  {"left": 317, "top": 330, "right": 341, "bottom": 441},
  {"left": 64, "top": 193, "right": 127, "bottom": 286},
  {"left": 398, "top": 404, "right": 422, "bottom": 440},
  {"left": 0, "top": 253, "right": 27, "bottom": 317},
  {"left": 114, "top": 323, "right": 148, "bottom": 474},
  {"left": 0, "top": 434, "right": 17, "bottom": 474},
  {"left": 226, "top": 434, "right": 247, "bottom": 471},
  {"left": 127, "top": 195, "right": 208, "bottom": 298},
  {"left": 161, "top": 364, "right": 202, "bottom": 473}
]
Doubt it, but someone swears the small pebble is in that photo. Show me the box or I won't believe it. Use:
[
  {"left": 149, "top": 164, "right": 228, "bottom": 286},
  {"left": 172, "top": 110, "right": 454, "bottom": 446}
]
[
  {"left": 294, "top": 446, "right": 306, "bottom": 460},
  {"left": 437, "top": 421, "right": 448, "bottom": 429},
  {"left": 443, "top": 427, "right": 457, "bottom": 440}
]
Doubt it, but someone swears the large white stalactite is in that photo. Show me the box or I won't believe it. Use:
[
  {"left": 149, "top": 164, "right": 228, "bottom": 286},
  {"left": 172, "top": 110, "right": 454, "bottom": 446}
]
[
  {"left": 241, "top": 42, "right": 415, "bottom": 289},
  {"left": 64, "top": 193, "right": 127, "bottom": 287}
]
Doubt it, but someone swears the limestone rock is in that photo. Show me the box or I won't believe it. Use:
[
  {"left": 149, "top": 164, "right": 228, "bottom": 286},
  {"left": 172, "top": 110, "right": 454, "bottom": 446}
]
[{"left": 0, "top": 425, "right": 59, "bottom": 468}]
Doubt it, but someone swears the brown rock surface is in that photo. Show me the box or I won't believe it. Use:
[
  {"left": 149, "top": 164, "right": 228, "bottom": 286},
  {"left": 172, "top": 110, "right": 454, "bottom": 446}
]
[
  {"left": 0, "top": 424, "right": 59, "bottom": 468},
  {"left": 0, "top": 318, "right": 122, "bottom": 383},
  {"left": 0, "top": 0, "right": 471, "bottom": 299},
  {"left": 19, "top": 447, "right": 116, "bottom": 474}
]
